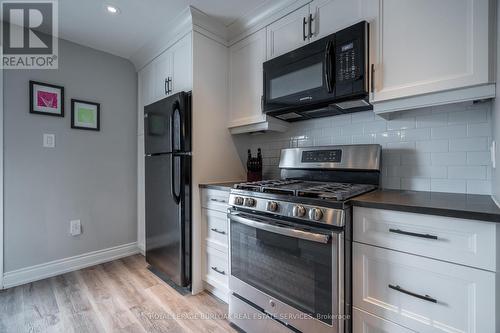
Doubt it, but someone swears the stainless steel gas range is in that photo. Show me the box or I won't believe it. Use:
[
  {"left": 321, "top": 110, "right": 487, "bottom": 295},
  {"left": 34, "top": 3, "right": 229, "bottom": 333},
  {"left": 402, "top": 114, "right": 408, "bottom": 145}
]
[{"left": 227, "top": 145, "right": 382, "bottom": 333}]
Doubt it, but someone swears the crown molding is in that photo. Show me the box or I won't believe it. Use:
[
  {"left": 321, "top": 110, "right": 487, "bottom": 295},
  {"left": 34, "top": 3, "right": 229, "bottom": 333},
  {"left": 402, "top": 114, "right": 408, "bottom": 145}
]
[
  {"left": 226, "top": 0, "right": 310, "bottom": 45},
  {"left": 131, "top": 1, "right": 311, "bottom": 70}
]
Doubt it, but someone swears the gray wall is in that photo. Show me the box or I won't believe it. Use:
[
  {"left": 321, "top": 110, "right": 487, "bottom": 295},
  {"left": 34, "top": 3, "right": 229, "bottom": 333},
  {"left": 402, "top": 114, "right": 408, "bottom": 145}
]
[
  {"left": 493, "top": 3, "right": 500, "bottom": 205},
  {"left": 4, "top": 39, "right": 137, "bottom": 272},
  {"left": 234, "top": 102, "right": 493, "bottom": 195}
]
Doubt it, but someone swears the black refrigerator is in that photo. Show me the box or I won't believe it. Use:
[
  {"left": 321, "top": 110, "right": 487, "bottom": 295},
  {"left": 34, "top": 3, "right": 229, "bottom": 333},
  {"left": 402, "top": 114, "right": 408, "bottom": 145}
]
[{"left": 144, "top": 91, "right": 191, "bottom": 289}]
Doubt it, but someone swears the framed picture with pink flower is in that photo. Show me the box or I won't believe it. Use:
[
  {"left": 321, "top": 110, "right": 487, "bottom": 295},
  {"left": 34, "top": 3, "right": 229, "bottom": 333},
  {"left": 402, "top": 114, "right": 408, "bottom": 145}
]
[{"left": 29, "top": 80, "right": 65, "bottom": 117}]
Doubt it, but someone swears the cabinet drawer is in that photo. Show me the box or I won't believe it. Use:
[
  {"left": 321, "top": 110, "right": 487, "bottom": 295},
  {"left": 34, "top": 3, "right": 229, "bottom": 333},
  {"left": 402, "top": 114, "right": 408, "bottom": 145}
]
[
  {"left": 353, "top": 307, "right": 416, "bottom": 333},
  {"left": 353, "top": 243, "right": 495, "bottom": 333},
  {"left": 203, "top": 209, "right": 228, "bottom": 248},
  {"left": 205, "top": 246, "right": 229, "bottom": 288},
  {"left": 353, "top": 207, "right": 497, "bottom": 271},
  {"left": 201, "top": 189, "right": 230, "bottom": 212}
]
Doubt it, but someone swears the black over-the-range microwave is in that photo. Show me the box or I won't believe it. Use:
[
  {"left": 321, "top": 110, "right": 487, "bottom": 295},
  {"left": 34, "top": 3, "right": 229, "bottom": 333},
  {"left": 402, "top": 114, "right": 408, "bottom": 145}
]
[{"left": 263, "top": 21, "right": 371, "bottom": 121}]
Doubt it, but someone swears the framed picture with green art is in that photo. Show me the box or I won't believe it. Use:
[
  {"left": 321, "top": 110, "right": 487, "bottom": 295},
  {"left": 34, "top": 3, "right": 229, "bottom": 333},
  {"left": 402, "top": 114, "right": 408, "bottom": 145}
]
[{"left": 71, "top": 99, "right": 100, "bottom": 131}]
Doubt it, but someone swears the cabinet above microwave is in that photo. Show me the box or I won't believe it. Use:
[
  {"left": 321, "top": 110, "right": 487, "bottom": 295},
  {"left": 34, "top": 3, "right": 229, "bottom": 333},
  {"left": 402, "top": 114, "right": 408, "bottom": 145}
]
[{"left": 263, "top": 21, "right": 371, "bottom": 121}]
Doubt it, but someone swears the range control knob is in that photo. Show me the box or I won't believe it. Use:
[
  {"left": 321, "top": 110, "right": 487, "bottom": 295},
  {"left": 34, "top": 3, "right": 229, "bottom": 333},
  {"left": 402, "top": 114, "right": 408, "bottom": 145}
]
[
  {"left": 234, "top": 196, "right": 244, "bottom": 205},
  {"left": 267, "top": 201, "right": 279, "bottom": 212},
  {"left": 292, "top": 205, "right": 307, "bottom": 218},
  {"left": 309, "top": 208, "right": 323, "bottom": 221},
  {"left": 244, "top": 198, "right": 256, "bottom": 207}
]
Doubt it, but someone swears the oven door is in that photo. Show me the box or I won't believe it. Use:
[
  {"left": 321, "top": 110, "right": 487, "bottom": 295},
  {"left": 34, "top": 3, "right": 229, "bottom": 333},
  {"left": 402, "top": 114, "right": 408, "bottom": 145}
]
[{"left": 228, "top": 210, "right": 344, "bottom": 333}]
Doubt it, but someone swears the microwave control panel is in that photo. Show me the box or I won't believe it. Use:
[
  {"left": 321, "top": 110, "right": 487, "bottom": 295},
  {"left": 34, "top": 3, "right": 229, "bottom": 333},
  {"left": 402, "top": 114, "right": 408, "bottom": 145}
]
[{"left": 336, "top": 39, "right": 361, "bottom": 82}]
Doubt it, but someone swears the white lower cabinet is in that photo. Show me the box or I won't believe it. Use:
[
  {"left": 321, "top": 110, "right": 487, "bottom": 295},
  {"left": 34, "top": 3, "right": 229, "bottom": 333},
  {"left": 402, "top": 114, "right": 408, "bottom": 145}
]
[
  {"left": 353, "top": 207, "right": 497, "bottom": 271},
  {"left": 353, "top": 307, "right": 416, "bottom": 333},
  {"left": 353, "top": 242, "right": 496, "bottom": 333},
  {"left": 201, "top": 188, "right": 230, "bottom": 302}
]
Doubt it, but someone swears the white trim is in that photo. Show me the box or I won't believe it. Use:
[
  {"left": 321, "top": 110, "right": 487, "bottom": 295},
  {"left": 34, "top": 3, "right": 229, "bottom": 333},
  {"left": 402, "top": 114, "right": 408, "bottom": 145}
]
[
  {"left": 373, "top": 83, "right": 496, "bottom": 116},
  {"left": 2, "top": 242, "right": 139, "bottom": 289},
  {"left": 492, "top": 195, "right": 500, "bottom": 209},
  {"left": 0, "top": 47, "right": 4, "bottom": 289}
]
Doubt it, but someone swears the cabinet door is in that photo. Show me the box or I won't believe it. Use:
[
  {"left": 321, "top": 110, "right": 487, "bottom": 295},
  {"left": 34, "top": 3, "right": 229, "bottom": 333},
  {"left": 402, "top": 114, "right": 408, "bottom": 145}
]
[
  {"left": 353, "top": 243, "right": 496, "bottom": 333},
  {"left": 153, "top": 49, "right": 172, "bottom": 101},
  {"left": 229, "top": 29, "right": 267, "bottom": 127},
  {"left": 266, "top": 5, "right": 310, "bottom": 59},
  {"left": 171, "top": 33, "right": 193, "bottom": 94},
  {"left": 310, "top": 0, "right": 364, "bottom": 40},
  {"left": 139, "top": 63, "right": 155, "bottom": 107},
  {"left": 372, "top": 0, "right": 492, "bottom": 103}
]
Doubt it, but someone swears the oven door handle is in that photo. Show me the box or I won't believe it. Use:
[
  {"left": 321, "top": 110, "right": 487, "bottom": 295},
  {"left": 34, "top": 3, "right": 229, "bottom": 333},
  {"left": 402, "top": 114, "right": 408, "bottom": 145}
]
[{"left": 229, "top": 213, "right": 330, "bottom": 244}]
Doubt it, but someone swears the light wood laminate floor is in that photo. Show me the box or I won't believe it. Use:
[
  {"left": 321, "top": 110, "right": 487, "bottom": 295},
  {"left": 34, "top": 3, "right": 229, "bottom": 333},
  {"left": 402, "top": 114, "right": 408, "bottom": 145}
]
[{"left": 0, "top": 255, "right": 237, "bottom": 333}]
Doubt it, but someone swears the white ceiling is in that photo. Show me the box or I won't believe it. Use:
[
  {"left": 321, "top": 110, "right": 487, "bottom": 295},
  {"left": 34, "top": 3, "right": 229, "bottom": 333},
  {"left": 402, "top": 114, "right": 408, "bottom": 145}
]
[{"left": 58, "top": 0, "right": 270, "bottom": 60}]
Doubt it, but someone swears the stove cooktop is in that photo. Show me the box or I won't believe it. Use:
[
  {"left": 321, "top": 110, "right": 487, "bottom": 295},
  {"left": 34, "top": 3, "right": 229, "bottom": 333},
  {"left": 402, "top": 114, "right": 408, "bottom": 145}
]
[{"left": 233, "top": 179, "right": 377, "bottom": 201}]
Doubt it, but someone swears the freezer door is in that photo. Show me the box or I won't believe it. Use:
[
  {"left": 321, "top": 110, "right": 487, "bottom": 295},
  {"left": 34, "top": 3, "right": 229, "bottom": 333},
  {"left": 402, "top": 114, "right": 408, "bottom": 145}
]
[
  {"left": 145, "top": 154, "right": 191, "bottom": 287},
  {"left": 144, "top": 92, "right": 191, "bottom": 155}
]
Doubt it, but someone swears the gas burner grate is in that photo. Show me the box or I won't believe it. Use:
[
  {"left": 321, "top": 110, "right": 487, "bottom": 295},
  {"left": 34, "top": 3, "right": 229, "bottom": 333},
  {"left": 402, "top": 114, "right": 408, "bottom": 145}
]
[{"left": 234, "top": 179, "right": 376, "bottom": 201}]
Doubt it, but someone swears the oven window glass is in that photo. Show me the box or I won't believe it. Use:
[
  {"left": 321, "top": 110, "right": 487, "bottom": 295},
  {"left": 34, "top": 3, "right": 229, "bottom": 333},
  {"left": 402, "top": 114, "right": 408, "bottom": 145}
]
[
  {"left": 230, "top": 219, "right": 334, "bottom": 325},
  {"left": 270, "top": 62, "right": 323, "bottom": 99}
]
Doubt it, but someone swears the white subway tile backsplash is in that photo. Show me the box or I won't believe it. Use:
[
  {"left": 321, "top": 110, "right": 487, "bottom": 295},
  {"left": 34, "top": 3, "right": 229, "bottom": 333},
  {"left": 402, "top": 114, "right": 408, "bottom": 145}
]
[
  {"left": 387, "top": 117, "right": 416, "bottom": 130},
  {"left": 416, "top": 113, "right": 448, "bottom": 128},
  {"left": 466, "top": 180, "right": 491, "bottom": 195},
  {"left": 416, "top": 140, "right": 449, "bottom": 152},
  {"left": 401, "top": 178, "right": 431, "bottom": 191},
  {"left": 431, "top": 179, "right": 467, "bottom": 193},
  {"left": 236, "top": 102, "right": 492, "bottom": 195},
  {"left": 448, "top": 108, "right": 487, "bottom": 124},
  {"left": 431, "top": 125, "right": 467, "bottom": 139},
  {"left": 331, "top": 114, "right": 351, "bottom": 127},
  {"left": 351, "top": 111, "right": 375, "bottom": 123},
  {"left": 400, "top": 128, "right": 431, "bottom": 141},
  {"left": 449, "top": 137, "right": 488, "bottom": 152},
  {"left": 448, "top": 166, "right": 486, "bottom": 180},
  {"left": 467, "top": 123, "right": 492, "bottom": 137},
  {"left": 431, "top": 152, "right": 467, "bottom": 166},
  {"left": 340, "top": 123, "right": 364, "bottom": 136},
  {"left": 364, "top": 120, "right": 387, "bottom": 134},
  {"left": 466, "top": 152, "right": 491, "bottom": 165},
  {"left": 401, "top": 153, "right": 431, "bottom": 165}
]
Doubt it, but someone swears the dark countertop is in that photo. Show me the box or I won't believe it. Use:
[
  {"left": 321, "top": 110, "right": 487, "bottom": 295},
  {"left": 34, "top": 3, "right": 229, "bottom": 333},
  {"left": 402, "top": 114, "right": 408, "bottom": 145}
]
[
  {"left": 351, "top": 189, "right": 500, "bottom": 223},
  {"left": 199, "top": 181, "right": 243, "bottom": 192}
]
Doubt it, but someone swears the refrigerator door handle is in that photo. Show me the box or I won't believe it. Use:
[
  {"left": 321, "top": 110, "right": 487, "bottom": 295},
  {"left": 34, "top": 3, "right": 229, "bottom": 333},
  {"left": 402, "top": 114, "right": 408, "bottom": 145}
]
[
  {"left": 171, "top": 102, "right": 181, "bottom": 153},
  {"left": 171, "top": 154, "right": 181, "bottom": 205}
]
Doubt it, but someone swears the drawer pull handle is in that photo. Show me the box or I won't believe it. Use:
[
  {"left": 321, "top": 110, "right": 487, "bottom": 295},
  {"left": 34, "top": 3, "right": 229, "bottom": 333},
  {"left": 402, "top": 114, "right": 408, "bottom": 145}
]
[
  {"left": 388, "top": 284, "right": 437, "bottom": 303},
  {"left": 389, "top": 228, "right": 438, "bottom": 240},
  {"left": 210, "top": 228, "right": 226, "bottom": 235},
  {"left": 211, "top": 266, "right": 225, "bottom": 275},
  {"left": 210, "top": 198, "right": 227, "bottom": 203}
]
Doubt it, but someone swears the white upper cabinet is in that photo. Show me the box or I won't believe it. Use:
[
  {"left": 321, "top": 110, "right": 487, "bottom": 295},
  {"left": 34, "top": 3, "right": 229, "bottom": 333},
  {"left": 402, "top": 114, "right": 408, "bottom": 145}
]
[
  {"left": 229, "top": 29, "right": 267, "bottom": 128},
  {"left": 139, "top": 63, "right": 155, "bottom": 108},
  {"left": 153, "top": 49, "right": 172, "bottom": 101},
  {"left": 139, "top": 33, "right": 193, "bottom": 109},
  {"left": 266, "top": 5, "right": 310, "bottom": 59},
  {"left": 170, "top": 33, "right": 193, "bottom": 95},
  {"left": 371, "top": 0, "right": 496, "bottom": 113},
  {"left": 309, "top": 0, "right": 364, "bottom": 40}
]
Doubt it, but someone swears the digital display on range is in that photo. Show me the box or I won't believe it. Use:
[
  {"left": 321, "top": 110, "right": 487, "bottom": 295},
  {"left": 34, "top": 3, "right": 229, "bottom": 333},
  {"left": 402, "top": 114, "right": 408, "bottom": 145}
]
[{"left": 301, "top": 150, "right": 342, "bottom": 163}]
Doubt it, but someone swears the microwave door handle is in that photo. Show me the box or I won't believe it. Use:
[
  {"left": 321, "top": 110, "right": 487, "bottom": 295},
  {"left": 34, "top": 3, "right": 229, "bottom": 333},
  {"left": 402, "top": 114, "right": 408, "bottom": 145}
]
[
  {"left": 324, "top": 40, "right": 334, "bottom": 93},
  {"left": 229, "top": 213, "right": 330, "bottom": 244}
]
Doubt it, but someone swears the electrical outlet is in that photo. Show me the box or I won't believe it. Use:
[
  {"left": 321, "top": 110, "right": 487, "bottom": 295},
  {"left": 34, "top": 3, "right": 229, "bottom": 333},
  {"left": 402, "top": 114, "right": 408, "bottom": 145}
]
[
  {"left": 43, "top": 133, "right": 55, "bottom": 148},
  {"left": 70, "top": 219, "right": 82, "bottom": 236}
]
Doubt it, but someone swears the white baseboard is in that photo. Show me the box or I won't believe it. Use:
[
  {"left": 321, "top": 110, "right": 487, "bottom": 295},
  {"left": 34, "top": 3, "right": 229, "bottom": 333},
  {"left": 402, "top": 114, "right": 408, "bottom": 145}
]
[{"left": 2, "top": 242, "right": 140, "bottom": 289}]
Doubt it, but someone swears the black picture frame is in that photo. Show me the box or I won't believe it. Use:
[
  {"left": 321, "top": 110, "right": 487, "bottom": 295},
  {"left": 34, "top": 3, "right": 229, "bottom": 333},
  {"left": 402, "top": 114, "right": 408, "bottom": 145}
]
[
  {"left": 29, "top": 80, "right": 65, "bottom": 117},
  {"left": 71, "top": 99, "right": 101, "bottom": 131}
]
